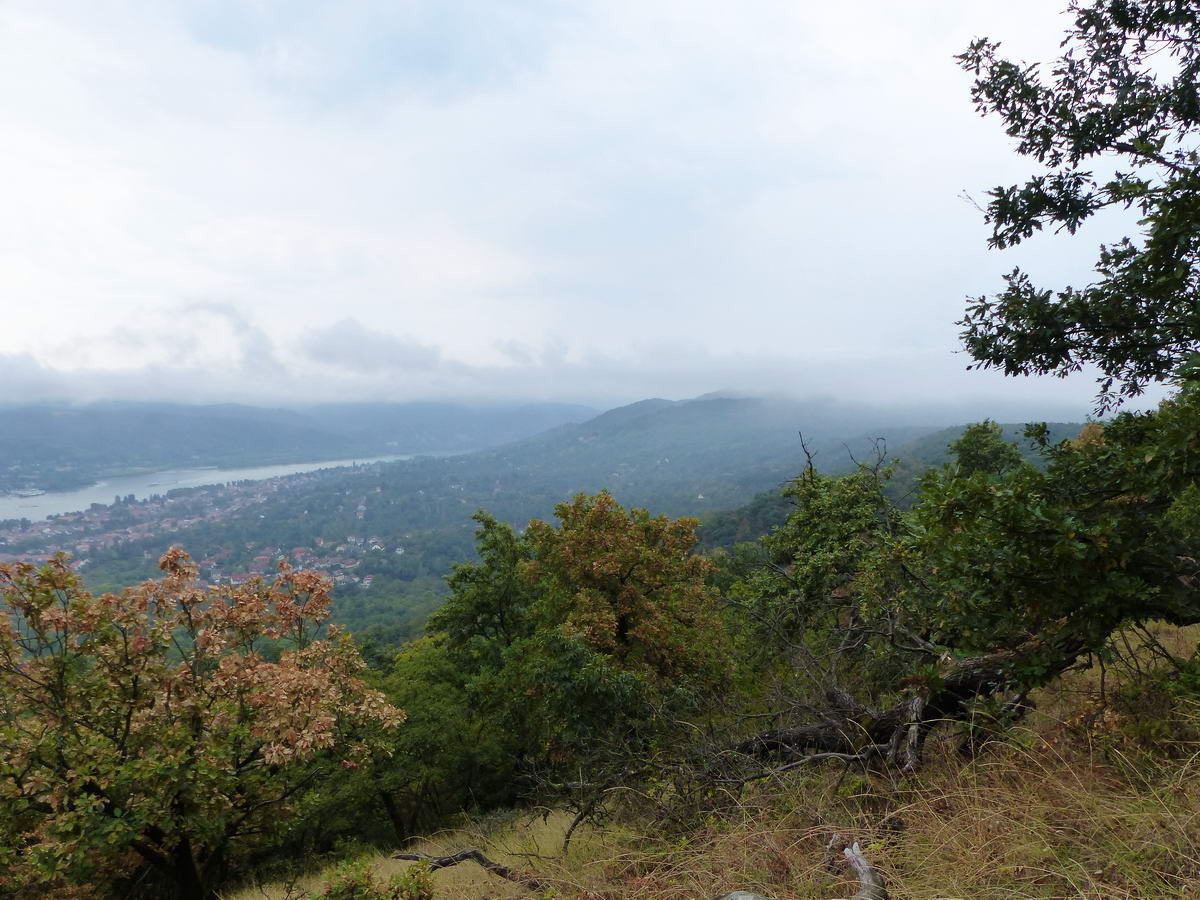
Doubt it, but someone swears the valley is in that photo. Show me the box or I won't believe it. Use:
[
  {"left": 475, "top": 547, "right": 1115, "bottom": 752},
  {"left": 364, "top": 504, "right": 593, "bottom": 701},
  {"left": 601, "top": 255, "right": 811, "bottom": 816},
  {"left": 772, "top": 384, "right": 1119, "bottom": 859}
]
[{"left": 0, "top": 393, "right": 1082, "bottom": 647}]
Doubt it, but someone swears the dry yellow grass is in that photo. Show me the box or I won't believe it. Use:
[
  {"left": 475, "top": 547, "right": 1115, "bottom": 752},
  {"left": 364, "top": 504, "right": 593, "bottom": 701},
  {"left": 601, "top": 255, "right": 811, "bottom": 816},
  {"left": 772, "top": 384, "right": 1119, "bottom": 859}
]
[{"left": 574, "top": 729, "right": 1200, "bottom": 898}]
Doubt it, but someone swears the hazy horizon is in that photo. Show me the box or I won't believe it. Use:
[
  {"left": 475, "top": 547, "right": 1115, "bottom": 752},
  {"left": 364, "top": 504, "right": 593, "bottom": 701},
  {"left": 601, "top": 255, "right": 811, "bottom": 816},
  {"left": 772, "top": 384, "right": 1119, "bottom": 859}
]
[{"left": 0, "top": 386, "right": 1119, "bottom": 430}]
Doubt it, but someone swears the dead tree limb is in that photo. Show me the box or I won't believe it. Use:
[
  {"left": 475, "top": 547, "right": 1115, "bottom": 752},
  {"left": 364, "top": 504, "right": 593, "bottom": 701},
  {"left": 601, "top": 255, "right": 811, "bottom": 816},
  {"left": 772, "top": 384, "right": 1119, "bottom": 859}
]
[
  {"left": 392, "top": 848, "right": 554, "bottom": 893},
  {"left": 735, "top": 634, "right": 1088, "bottom": 771},
  {"left": 842, "top": 842, "right": 888, "bottom": 900},
  {"left": 713, "top": 838, "right": 887, "bottom": 900},
  {"left": 719, "top": 747, "right": 889, "bottom": 788},
  {"left": 561, "top": 795, "right": 597, "bottom": 854}
]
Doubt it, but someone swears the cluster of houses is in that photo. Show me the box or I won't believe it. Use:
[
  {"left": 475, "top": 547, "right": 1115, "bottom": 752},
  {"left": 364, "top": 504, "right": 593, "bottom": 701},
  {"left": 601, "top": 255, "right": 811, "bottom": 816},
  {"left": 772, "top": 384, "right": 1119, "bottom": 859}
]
[
  {"left": 0, "top": 480, "right": 284, "bottom": 566},
  {"left": 199, "top": 534, "right": 398, "bottom": 589},
  {"left": 0, "top": 475, "right": 400, "bottom": 595}
]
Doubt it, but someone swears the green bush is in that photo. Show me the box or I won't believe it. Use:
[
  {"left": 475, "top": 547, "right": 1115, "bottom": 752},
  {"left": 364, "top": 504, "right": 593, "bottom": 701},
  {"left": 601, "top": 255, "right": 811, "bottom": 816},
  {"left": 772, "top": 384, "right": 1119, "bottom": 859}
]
[{"left": 318, "top": 860, "right": 435, "bottom": 900}]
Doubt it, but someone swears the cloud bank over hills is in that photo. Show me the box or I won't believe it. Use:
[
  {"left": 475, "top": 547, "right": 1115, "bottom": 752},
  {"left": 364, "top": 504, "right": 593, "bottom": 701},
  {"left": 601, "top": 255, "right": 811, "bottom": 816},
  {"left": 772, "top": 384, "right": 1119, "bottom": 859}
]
[{"left": 0, "top": 322, "right": 1114, "bottom": 420}]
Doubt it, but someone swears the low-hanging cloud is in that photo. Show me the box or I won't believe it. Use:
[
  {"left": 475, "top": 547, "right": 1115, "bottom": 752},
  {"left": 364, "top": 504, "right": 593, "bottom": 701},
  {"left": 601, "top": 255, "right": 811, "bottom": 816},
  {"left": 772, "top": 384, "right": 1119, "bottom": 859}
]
[
  {"left": 0, "top": 318, "right": 1149, "bottom": 426},
  {"left": 180, "top": 301, "right": 286, "bottom": 376},
  {"left": 300, "top": 318, "right": 443, "bottom": 374}
]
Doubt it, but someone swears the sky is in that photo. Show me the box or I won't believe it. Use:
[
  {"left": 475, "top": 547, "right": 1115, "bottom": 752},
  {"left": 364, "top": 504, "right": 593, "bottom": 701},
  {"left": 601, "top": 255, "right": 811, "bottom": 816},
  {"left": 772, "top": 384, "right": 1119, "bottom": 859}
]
[{"left": 0, "top": 1, "right": 1148, "bottom": 413}]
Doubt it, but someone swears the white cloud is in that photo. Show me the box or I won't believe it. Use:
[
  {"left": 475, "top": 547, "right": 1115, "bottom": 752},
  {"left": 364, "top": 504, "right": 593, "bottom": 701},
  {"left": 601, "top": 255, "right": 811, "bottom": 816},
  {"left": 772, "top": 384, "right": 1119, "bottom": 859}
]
[{"left": 300, "top": 318, "right": 441, "bottom": 373}]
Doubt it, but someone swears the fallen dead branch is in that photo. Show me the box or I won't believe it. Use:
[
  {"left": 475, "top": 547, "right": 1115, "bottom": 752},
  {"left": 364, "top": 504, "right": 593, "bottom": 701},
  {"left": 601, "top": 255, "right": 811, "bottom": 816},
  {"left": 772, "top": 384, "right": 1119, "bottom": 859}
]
[
  {"left": 840, "top": 841, "right": 888, "bottom": 900},
  {"left": 713, "top": 837, "right": 887, "bottom": 900},
  {"left": 391, "top": 847, "right": 555, "bottom": 892},
  {"left": 736, "top": 634, "right": 1085, "bottom": 773},
  {"left": 395, "top": 835, "right": 888, "bottom": 899}
]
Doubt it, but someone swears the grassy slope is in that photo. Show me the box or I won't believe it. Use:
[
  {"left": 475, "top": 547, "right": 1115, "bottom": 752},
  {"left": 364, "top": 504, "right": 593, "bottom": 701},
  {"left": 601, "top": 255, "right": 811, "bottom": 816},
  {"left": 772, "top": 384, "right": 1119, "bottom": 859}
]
[{"left": 231, "top": 627, "right": 1200, "bottom": 899}]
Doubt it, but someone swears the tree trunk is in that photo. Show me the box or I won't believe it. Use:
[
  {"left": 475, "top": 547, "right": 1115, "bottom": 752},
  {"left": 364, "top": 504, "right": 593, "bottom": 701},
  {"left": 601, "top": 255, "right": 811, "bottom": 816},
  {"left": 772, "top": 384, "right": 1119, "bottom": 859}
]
[
  {"left": 171, "top": 835, "right": 208, "bottom": 900},
  {"left": 379, "top": 789, "right": 409, "bottom": 844}
]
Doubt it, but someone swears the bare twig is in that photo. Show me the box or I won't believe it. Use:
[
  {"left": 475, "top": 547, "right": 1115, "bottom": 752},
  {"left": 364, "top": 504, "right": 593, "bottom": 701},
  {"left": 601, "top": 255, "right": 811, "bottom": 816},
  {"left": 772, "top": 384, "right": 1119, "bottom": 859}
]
[{"left": 719, "top": 746, "right": 889, "bottom": 788}]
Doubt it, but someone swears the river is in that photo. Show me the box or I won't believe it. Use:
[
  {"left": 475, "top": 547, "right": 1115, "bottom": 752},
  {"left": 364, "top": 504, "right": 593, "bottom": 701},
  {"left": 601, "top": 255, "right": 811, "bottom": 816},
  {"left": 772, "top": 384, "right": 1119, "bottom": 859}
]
[{"left": 0, "top": 455, "right": 417, "bottom": 522}]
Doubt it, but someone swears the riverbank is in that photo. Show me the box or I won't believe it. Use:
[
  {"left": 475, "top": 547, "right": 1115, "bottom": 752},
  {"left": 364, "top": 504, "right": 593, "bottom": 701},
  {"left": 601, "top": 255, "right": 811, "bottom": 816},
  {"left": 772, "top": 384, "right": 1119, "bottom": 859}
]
[{"left": 0, "top": 454, "right": 421, "bottom": 522}]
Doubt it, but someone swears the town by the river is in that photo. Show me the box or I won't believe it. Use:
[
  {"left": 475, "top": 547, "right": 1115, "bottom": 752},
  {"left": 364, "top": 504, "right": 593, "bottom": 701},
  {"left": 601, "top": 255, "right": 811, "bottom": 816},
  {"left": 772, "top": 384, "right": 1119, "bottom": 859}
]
[{"left": 0, "top": 455, "right": 412, "bottom": 522}]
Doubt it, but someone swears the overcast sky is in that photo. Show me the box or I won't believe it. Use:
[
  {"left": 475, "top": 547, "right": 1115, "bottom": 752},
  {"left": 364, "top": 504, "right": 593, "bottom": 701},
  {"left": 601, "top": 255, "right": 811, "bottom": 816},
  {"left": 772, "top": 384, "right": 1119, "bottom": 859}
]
[{"left": 0, "top": 1, "right": 1145, "bottom": 413}]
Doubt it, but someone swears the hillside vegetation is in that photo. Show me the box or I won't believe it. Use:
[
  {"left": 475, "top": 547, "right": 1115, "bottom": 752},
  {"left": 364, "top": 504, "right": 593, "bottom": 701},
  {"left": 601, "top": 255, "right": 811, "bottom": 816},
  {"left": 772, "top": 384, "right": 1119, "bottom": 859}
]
[
  {"left": 698, "top": 420, "right": 1084, "bottom": 547},
  {"left": 230, "top": 630, "right": 1200, "bottom": 899},
  {"left": 6, "top": 396, "right": 1200, "bottom": 897}
]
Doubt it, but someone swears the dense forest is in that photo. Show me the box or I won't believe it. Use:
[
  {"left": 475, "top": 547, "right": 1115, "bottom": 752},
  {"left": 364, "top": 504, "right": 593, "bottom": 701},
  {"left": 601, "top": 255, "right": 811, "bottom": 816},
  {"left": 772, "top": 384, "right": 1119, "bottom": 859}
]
[{"left": 4, "top": 2, "right": 1200, "bottom": 898}]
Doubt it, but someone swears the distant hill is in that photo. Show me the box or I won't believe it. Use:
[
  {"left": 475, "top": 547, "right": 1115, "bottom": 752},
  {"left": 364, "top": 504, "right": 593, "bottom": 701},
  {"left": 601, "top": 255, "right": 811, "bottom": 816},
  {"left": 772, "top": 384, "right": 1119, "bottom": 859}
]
[
  {"left": 698, "top": 419, "right": 1087, "bottom": 548},
  {"left": 66, "top": 393, "right": 960, "bottom": 623},
  {"left": 303, "top": 401, "right": 597, "bottom": 452},
  {"left": 0, "top": 401, "right": 597, "bottom": 494},
  {"left": 69, "top": 393, "right": 996, "bottom": 558},
  {"left": 472, "top": 394, "right": 946, "bottom": 517}
]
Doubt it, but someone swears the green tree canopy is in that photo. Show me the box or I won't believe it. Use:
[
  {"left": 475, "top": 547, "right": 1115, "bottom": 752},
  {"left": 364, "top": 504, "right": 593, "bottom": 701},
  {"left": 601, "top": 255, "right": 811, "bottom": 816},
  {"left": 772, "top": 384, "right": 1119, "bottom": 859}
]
[
  {"left": 914, "top": 389, "right": 1200, "bottom": 671},
  {"left": 957, "top": 0, "right": 1200, "bottom": 408},
  {"left": 948, "top": 420, "right": 1028, "bottom": 478},
  {"left": 432, "top": 493, "right": 729, "bottom": 776}
]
